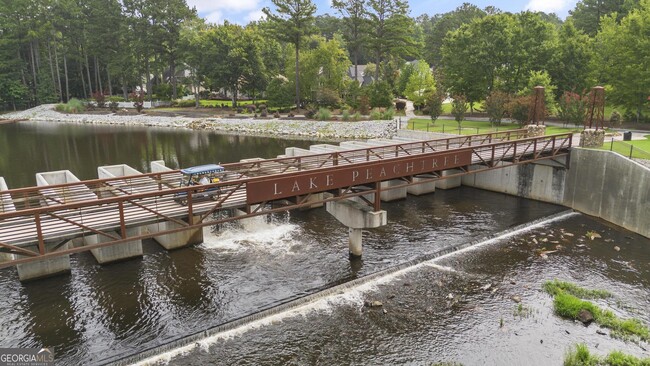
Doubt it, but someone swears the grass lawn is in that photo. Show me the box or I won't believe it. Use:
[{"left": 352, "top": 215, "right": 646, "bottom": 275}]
[
  {"left": 407, "top": 118, "right": 576, "bottom": 136},
  {"left": 597, "top": 135, "right": 650, "bottom": 159}
]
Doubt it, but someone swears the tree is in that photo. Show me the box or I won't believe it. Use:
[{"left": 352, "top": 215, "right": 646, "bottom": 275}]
[
  {"left": 507, "top": 95, "right": 531, "bottom": 127},
  {"left": 396, "top": 61, "right": 414, "bottom": 97},
  {"left": 570, "top": 0, "right": 639, "bottom": 36},
  {"left": 296, "top": 35, "right": 351, "bottom": 103},
  {"left": 420, "top": 3, "right": 486, "bottom": 68},
  {"left": 426, "top": 90, "right": 445, "bottom": 122},
  {"left": 365, "top": 0, "right": 418, "bottom": 81},
  {"left": 548, "top": 20, "right": 594, "bottom": 98},
  {"left": 404, "top": 60, "right": 435, "bottom": 108},
  {"left": 485, "top": 90, "right": 510, "bottom": 126},
  {"left": 557, "top": 91, "right": 588, "bottom": 127},
  {"left": 368, "top": 80, "right": 393, "bottom": 108},
  {"left": 263, "top": 0, "right": 317, "bottom": 108},
  {"left": 518, "top": 70, "right": 557, "bottom": 114},
  {"left": 266, "top": 75, "right": 295, "bottom": 108},
  {"left": 595, "top": 0, "right": 650, "bottom": 122},
  {"left": 451, "top": 94, "right": 467, "bottom": 128}
]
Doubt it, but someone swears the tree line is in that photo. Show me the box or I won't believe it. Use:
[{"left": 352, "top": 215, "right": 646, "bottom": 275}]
[{"left": 0, "top": 0, "right": 648, "bottom": 122}]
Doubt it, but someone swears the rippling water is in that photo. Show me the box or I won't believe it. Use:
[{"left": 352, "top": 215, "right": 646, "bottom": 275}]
[{"left": 1, "top": 121, "right": 647, "bottom": 365}]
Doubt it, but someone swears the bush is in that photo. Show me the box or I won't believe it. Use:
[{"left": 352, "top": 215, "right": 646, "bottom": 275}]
[
  {"left": 353, "top": 112, "right": 361, "bottom": 121},
  {"left": 395, "top": 99, "right": 406, "bottom": 111},
  {"left": 369, "top": 81, "right": 393, "bottom": 108},
  {"left": 315, "top": 108, "right": 331, "bottom": 121},
  {"left": 341, "top": 109, "right": 350, "bottom": 121},
  {"left": 246, "top": 104, "right": 256, "bottom": 113},
  {"left": 260, "top": 109, "right": 268, "bottom": 117},
  {"left": 557, "top": 91, "right": 587, "bottom": 127},
  {"left": 451, "top": 94, "right": 468, "bottom": 126},
  {"left": 426, "top": 90, "right": 445, "bottom": 122},
  {"left": 609, "top": 110, "right": 622, "bottom": 126},
  {"left": 383, "top": 107, "right": 395, "bottom": 120},
  {"left": 370, "top": 108, "right": 382, "bottom": 120},
  {"left": 108, "top": 96, "right": 125, "bottom": 102},
  {"left": 55, "top": 98, "right": 86, "bottom": 113},
  {"left": 92, "top": 91, "right": 106, "bottom": 108},
  {"left": 130, "top": 91, "right": 145, "bottom": 112},
  {"left": 507, "top": 95, "right": 531, "bottom": 127},
  {"left": 257, "top": 103, "right": 267, "bottom": 111},
  {"left": 172, "top": 99, "right": 196, "bottom": 108},
  {"left": 266, "top": 76, "right": 294, "bottom": 108},
  {"left": 109, "top": 100, "right": 119, "bottom": 112},
  {"left": 316, "top": 88, "right": 341, "bottom": 108},
  {"left": 359, "top": 95, "right": 370, "bottom": 115},
  {"left": 485, "top": 90, "right": 510, "bottom": 125}
]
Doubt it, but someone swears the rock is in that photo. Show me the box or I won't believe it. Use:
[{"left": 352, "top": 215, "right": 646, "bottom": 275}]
[
  {"left": 512, "top": 296, "right": 521, "bottom": 303},
  {"left": 481, "top": 284, "right": 492, "bottom": 291},
  {"left": 388, "top": 294, "right": 396, "bottom": 299},
  {"left": 577, "top": 309, "right": 594, "bottom": 325},
  {"left": 564, "top": 233, "right": 574, "bottom": 237},
  {"left": 532, "top": 238, "right": 538, "bottom": 244},
  {"left": 565, "top": 330, "right": 570, "bottom": 334},
  {"left": 596, "top": 329, "right": 607, "bottom": 335},
  {"left": 510, "top": 281, "right": 516, "bottom": 285},
  {"left": 447, "top": 293, "right": 454, "bottom": 299},
  {"left": 382, "top": 309, "right": 387, "bottom": 314},
  {"left": 614, "top": 246, "right": 620, "bottom": 251},
  {"left": 540, "top": 339, "right": 543, "bottom": 344},
  {"left": 365, "top": 300, "right": 383, "bottom": 308}
]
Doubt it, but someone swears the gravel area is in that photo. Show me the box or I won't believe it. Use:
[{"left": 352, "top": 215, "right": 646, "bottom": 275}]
[{"left": 2, "top": 105, "right": 398, "bottom": 139}]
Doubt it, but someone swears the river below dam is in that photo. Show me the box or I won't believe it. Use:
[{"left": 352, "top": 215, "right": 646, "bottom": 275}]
[{"left": 0, "top": 121, "right": 648, "bottom": 365}]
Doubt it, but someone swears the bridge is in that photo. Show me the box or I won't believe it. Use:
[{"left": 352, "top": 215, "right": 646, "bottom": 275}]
[{"left": 0, "top": 129, "right": 572, "bottom": 281}]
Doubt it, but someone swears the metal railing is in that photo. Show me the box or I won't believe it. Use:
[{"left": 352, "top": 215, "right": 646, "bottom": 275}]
[{"left": 608, "top": 138, "right": 650, "bottom": 160}]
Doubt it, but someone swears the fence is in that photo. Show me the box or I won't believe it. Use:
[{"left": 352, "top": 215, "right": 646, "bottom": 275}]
[{"left": 608, "top": 138, "right": 650, "bottom": 160}]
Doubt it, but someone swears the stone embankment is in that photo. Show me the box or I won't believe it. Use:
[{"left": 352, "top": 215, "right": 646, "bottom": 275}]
[{"left": 3, "top": 105, "right": 398, "bottom": 140}]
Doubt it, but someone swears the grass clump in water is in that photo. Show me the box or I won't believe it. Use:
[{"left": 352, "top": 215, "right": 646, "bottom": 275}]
[
  {"left": 549, "top": 290, "right": 649, "bottom": 341},
  {"left": 564, "top": 344, "right": 650, "bottom": 366},
  {"left": 543, "top": 280, "right": 612, "bottom": 299},
  {"left": 55, "top": 98, "right": 86, "bottom": 113}
]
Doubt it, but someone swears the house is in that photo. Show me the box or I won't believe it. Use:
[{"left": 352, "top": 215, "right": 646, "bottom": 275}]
[{"left": 347, "top": 65, "right": 374, "bottom": 87}]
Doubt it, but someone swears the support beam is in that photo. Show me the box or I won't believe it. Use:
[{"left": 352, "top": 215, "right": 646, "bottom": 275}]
[{"left": 326, "top": 199, "right": 387, "bottom": 258}]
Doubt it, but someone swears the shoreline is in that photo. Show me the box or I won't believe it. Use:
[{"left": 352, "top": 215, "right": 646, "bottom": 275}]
[{"left": 2, "top": 105, "right": 399, "bottom": 140}]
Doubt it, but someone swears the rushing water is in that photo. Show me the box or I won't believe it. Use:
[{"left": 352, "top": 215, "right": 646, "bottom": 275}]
[{"left": 0, "top": 121, "right": 648, "bottom": 365}]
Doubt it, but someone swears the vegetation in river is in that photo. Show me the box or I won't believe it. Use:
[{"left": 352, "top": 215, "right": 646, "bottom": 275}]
[
  {"left": 564, "top": 344, "right": 650, "bottom": 366},
  {"left": 543, "top": 281, "right": 650, "bottom": 341},
  {"left": 543, "top": 280, "right": 612, "bottom": 299}
]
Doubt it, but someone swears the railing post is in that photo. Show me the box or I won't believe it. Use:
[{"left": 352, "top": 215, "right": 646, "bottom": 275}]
[
  {"left": 35, "top": 214, "right": 45, "bottom": 255},
  {"left": 187, "top": 190, "right": 194, "bottom": 225},
  {"left": 118, "top": 201, "right": 126, "bottom": 239},
  {"left": 630, "top": 145, "right": 633, "bottom": 159},
  {"left": 610, "top": 138, "right": 614, "bottom": 151}
]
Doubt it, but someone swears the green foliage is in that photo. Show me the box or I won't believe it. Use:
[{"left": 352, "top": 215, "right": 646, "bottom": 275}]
[
  {"left": 266, "top": 76, "right": 295, "bottom": 108},
  {"left": 369, "top": 81, "right": 393, "bottom": 108},
  {"left": 172, "top": 99, "right": 196, "bottom": 108},
  {"left": 542, "top": 280, "right": 612, "bottom": 299},
  {"left": 426, "top": 90, "right": 445, "bottom": 122},
  {"left": 92, "top": 91, "right": 106, "bottom": 108},
  {"left": 550, "top": 290, "right": 649, "bottom": 341},
  {"left": 55, "top": 98, "right": 86, "bottom": 113},
  {"left": 564, "top": 344, "right": 650, "bottom": 366},
  {"left": 558, "top": 92, "right": 588, "bottom": 127},
  {"left": 610, "top": 110, "right": 622, "bottom": 126},
  {"left": 341, "top": 109, "right": 351, "bottom": 121},
  {"left": 507, "top": 95, "right": 530, "bottom": 127},
  {"left": 397, "top": 62, "right": 415, "bottom": 96},
  {"left": 315, "top": 87, "right": 342, "bottom": 108},
  {"left": 519, "top": 70, "right": 557, "bottom": 114},
  {"left": 485, "top": 91, "right": 510, "bottom": 125},
  {"left": 570, "top": 0, "right": 638, "bottom": 36},
  {"left": 549, "top": 19, "right": 593, "bottom": 98},
  {"left": 451, "top": 94, "right": 467, "bottom": 125},
  {"left": 595, "top": 2, "right": 650, "bottom": 123},
  {"left": 404, "top": 60, "right": 436, "bottom": 107},
  {"left": 315, "top": 107, "right": 332, "bottom": 120},
  {"left": 352, "top": 111, "right": 362, "bottom": 121}
]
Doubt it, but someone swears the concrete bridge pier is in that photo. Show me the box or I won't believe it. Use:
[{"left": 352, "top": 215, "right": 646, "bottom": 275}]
[
  {"left": 15, "top": 242, "right": 72, "bottom": 281},
  {"left": 147, "top": 161, "right": 204, "bottom": 250},
  {"left": 408, "top": 176, "right": 437, "bottom": 195},
  {"left": 435, "top": 169, "right": 463, "bottom": 189},
  {"left": 326, "top": 199, "right": 387, "bottom": 257}
]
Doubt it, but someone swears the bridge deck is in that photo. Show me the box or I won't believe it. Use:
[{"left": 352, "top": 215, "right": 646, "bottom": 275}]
[{"left": 0, "top": 131, "right": 572, "bottom": 265}]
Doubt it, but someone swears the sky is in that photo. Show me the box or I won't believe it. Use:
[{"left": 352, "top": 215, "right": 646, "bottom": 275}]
[{"left": 187, "top": 0, "right": 580, "bottom": 26}]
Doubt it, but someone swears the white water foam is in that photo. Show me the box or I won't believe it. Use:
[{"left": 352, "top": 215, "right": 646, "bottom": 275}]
[
  {"left": 130, "top": 211, "right": 578, "bottom": 366},
  {"left": 201, "top": 213, "right": 302, "bottom": 255}
]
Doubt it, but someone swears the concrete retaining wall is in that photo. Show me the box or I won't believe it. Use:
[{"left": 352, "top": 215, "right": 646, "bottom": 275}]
[
  {"left": 563, "top": 148, "right": 650, "bottom": 238},
  {"left": 462, "top": 159, "right": 567, "bottom": 204}
]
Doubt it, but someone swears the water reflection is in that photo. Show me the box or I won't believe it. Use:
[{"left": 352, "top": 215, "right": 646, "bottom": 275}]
[{"left": 0, "top": 121, "right": 316, "bottom": 188}]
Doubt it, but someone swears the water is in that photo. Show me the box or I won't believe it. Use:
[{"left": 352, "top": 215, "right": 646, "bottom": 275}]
[
  {"left": 0, "top": 121, "right": 648, "bottom": 365},
  {"left": 0, "top": 121, "right": 316, "bottom": 188}
]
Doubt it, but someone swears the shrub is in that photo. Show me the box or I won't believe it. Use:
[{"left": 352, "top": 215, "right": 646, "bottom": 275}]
[
  {"left": 485, "top": 90, "right": 510, "bottom": 126},
  {"left": 426, "top": 90, "right": 445, "bottom": 122},
  {"left": 108, "top": 96, "right": 124, "bottom": 102},
  {"left": 246, "top": 104, "right": 256, "bottom": 113},
  {"left": 507, "top": 95, "right": 531, "bottom": 127},
  {"left": 382, "top": 107, "right": 395, "bottom": 120},
  {"left": 359, "top": 95, "right": 370, "bottom": 115},
  {"left": 266, "top": 75, "right": 294, "bottom": 108},
  {"left": 395, "top": 100, "right": 406, "bottom": 111},
  {"left": 315, "top": 108, "right": 331, "bottom": 121},
  {"left": 109, "top": 100, "right": 119, "bottom": 112},
  {"left": 609, "top": 110, "right": 622, "bottom": 126},
  {"left": 56, "top": 98, "right": 86, "bottom": 113},
  {"left": 257, "top": 103, "right": 267, "bottom": 111},
  {"left": 92, "top": 91, "right": 106, "bottom": 108},
  {"left": 341, "top": 109, "right": 350, "bottom": 121},
  {"left": 451, "top": 94, "right": 468, "bottom": 126},
  {"left": 172, "top": 99, "right": 195, "bottom": 108},
  {"left": 316, "top": 88, "right": 341, "bottom": 108},
  {"left": 130, "top": 91, "right": 145, "bottom": 112},
  {"left": 557, "top": 91, "right": 588, "bottom": 127},
  {"left": 369, "top": 81, "right": 393, "bottom": 108},
  {"left": 260, "top": 109, "right": 268, "bottom": 117},
  {"left": 353, "top": 112, "right": 361, "bottom": 121},
  {"left": 370, "top": 108, "right": 382, "bottom": 120}
]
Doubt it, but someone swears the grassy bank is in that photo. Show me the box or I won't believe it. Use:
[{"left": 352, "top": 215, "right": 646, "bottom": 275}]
[
  {"left": 406, "top": 118, "right": 577, "bottom": 136},
  {"left": 564, "top": 344, "right": 650, "bottom": 366}
]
